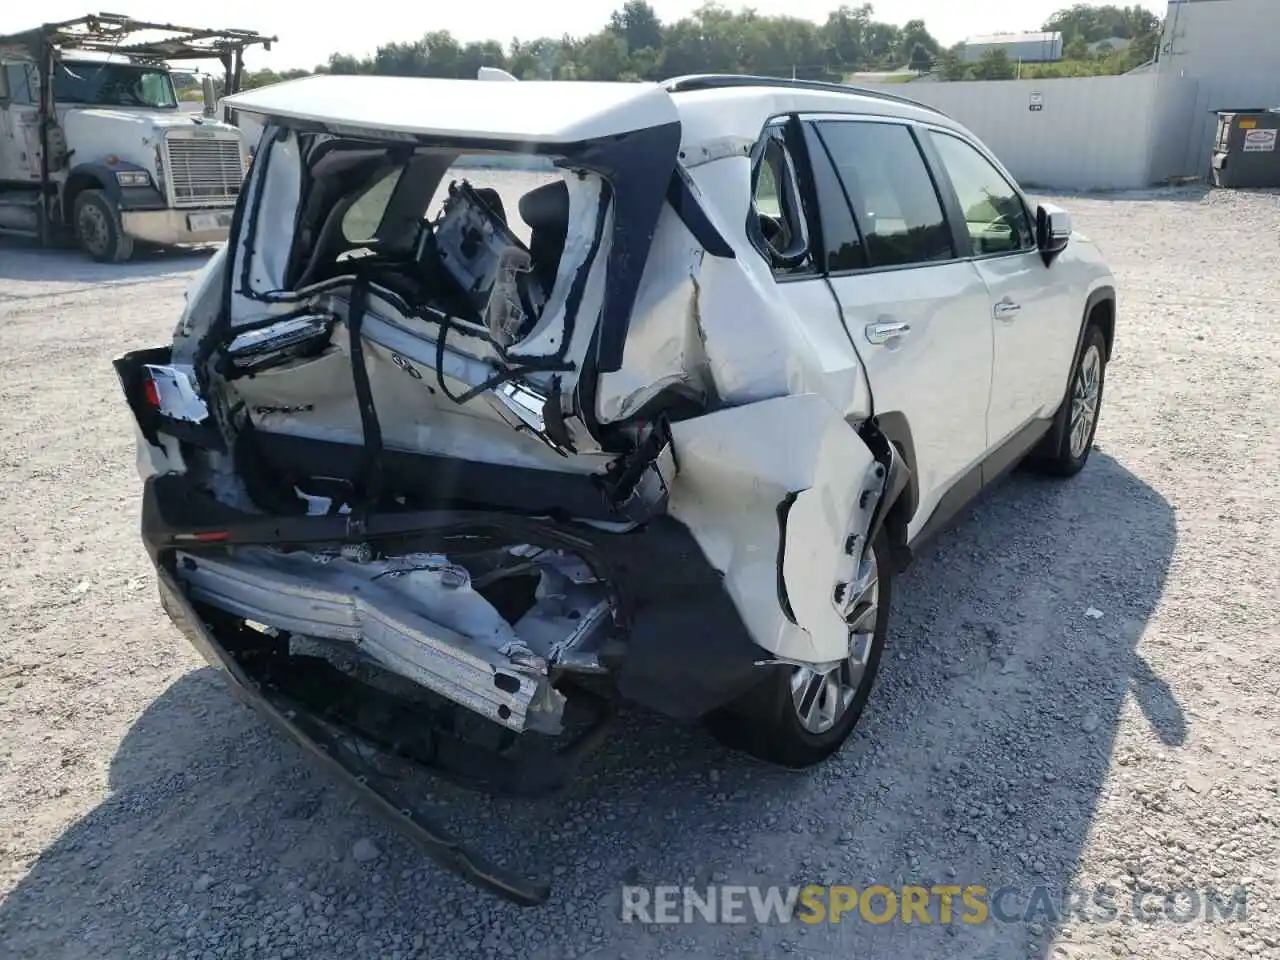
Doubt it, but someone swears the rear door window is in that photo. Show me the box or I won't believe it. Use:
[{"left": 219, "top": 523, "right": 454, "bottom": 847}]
[{"left": 812, "top": 120, "right": 955, "bottom": 269}]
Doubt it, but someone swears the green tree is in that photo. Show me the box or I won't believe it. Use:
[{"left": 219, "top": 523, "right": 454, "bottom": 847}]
[
  {"left": 457, "top": 41, "right": 507, "bottom": 78},
  {"left": 577, "top": 31, "right": 631, "bottom": 80},
  {"left": 898, "top": 19, "right": 939, "bottom": 62},
  {"left": 1044, "top": 3, "right": 1162, "bottom": 69},
  {"left": 936, "top": 45, "right": 968, "bottom": 81},
  {"left": 908, "top": 42, "right": 932, "bottom": 74},
  {"left": 270, "top": 2, "right": 1160, "bottom": 89},
  {"left": 820, "top": 4, "right": 873, "bottom": 69},
  {"left": 627, "top": 44, "right": 664, "bottom": 80},
  {"left": 972, "top": 48, "right": 1015, "bottom": 80},
  {"left": 1045, "top": 3, "right": 1159, "bottom": 43},
  {"left": 608, "top": 1, "right": 663, "bottom": 54},
  {"left": 326, "top": 52, "right": 365, "bottom": 75},
  {"left": 862, "top": 21, "right": 902, "bottom": 68}
]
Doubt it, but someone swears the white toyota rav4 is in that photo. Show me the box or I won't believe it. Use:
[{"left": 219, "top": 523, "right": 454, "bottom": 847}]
[{"left": 115, "top": 73, "right": 1115, "bottom": 902}]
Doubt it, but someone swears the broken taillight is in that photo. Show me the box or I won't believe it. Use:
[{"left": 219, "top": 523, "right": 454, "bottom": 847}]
[{"left": 140, "top": 364, "right": 210, "bottom": 423}]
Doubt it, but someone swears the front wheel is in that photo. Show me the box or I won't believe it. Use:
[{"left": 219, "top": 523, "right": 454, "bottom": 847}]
[
  {"left": 1028, "top": 323, "right": 1107, "bottom": 477},
  {"left": 73, "top": 189, "right": 135, "bottom": 263},
  {"left": 705, "top": 533, "right": 891, "bottom": 768}
]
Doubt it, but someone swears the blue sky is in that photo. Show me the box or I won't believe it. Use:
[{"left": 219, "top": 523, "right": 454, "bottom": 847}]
[{"left": 1, "top": 1, "right": 1167, "bottom": 72}]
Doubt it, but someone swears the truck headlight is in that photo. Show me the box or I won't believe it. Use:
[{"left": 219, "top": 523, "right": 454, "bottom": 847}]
[{"left": 115, "top": 170, "right": 151, "bottom": 188}]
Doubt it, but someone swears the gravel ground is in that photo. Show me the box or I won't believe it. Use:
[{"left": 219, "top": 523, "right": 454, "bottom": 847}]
[{"left": 1, "top": 183, "right": 1278, "bottom": 960}]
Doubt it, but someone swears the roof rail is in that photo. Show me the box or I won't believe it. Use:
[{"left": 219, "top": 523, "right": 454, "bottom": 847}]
[{"left": 661, "top": 73, "right": 949, "bottom": 118}]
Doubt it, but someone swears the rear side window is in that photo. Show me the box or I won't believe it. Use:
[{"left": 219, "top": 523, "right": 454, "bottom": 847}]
[
  {"left": 342, "top": 167, "right": 403, "bottom": 244},
  {"left": 928, "top": 130, "right": 1035, "bottom": 256},
  {"left": 748, "top": 124, "right": 815, "bottom": 277},
  {"left": 813, "top": 121, "right": 954, "bottom": 269}
]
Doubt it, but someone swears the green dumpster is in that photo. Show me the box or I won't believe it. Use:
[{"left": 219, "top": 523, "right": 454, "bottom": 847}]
[{"left": 1211, "top": 108, "right": 1280, "bottom": 189}]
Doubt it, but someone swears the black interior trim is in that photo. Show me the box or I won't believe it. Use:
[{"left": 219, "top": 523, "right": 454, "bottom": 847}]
[
  {"left": 246, "top": 431, "right": 639, "bottom": 522},
  {"left": 665, "top": 165, "right": 735, "bottom": 259}
]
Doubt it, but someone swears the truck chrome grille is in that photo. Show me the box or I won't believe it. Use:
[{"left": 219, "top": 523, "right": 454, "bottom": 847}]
[{"left": 163, "top": 135, "right": 244, "bottom": 208}]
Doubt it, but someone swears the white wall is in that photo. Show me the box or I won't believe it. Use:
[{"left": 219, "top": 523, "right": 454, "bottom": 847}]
[
  {"left": 866, "top": 74, "right": 1161, "bottom": 189},
  {"left": 1155, "top": 0, "right": 1280, "bottom": 176},
  {"left": 1148, "top": 73, "right": 1201, "bottom": 183},
  {"left": 1160, "top": 0, "right": 1277, "bottom": 76}
]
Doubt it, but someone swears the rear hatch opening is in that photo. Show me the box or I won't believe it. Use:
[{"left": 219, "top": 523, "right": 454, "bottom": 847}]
[{"left": 256, "top": 156, "right": 593, "bottom": 364}]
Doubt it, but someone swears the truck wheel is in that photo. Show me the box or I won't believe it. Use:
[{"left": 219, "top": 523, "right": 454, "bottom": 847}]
[
  {"left": 705, "top": 532, "right": 891, "bottom": 769},
  {"left": 73, "top": 190, "right": 135, "bottom": 263}
]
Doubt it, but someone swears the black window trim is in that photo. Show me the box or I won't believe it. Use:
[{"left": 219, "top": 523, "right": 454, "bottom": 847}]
[
  {"left": 917, "top": 123, "right": 1039, "bottom": 263},
  {"left": 799, "top": 119, "right": 868, "bottom": 275},
  {"left": 798, "top": 113, "right": 960, "bottom": 280},
  {"left": 747, "top": 113, "right": 823, "bottom": 283},
  {"left": 793, "top": 111, "right": 1044, "bottom": 278}
]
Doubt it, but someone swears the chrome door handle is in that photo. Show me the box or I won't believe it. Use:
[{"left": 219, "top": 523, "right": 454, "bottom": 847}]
[
  {"left": 994, "top": 300, "right": 1022, "bottom": 320},
  {"left": 865, "top": 321, "right": 911, "bottom": 344}
]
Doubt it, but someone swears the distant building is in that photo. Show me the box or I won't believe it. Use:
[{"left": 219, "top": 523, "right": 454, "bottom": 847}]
[{"left": 961, "top": 31, "right": 1064, "bottom": 64}]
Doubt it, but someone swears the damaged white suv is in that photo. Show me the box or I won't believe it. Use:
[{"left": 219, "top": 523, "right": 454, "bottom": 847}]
[{"left": 115, "top": 73, "right": 1115, "bottom": 902}]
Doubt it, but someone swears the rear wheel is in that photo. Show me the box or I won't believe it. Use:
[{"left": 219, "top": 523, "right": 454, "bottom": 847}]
[
  {"left": 706, "top": 533, "right": 890, "bottom": 768},
  {"left": 1028, "top": 323, "right": 1107, "bottom": 477},
  {"left": 73, "top": 189, "right": 134, "bottom": 263}
]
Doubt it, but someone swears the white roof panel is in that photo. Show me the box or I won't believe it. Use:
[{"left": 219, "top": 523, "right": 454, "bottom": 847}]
[{"left": 222, "top": 74, "right": 679, "bottom": 145}]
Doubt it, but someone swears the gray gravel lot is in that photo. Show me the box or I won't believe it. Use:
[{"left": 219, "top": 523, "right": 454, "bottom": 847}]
[{"left": 1, "top": 183, "right": 1278, "bottom": 960}]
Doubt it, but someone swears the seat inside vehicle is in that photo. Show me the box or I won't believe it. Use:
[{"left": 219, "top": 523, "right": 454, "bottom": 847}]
[
  {"left": 518, "top": 180, "right": 571, "bottom": 292},
  {"left": 471, "top": 186, "right": 507, "bottom": 225}
]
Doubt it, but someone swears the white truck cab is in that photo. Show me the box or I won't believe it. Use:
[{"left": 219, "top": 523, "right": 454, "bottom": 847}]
[{"left": 0, "top": 13, "right": 274, "bottom": 261}]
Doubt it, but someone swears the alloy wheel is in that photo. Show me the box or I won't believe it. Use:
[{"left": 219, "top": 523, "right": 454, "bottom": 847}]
[
  {"left": 1069, "top": 344, "right": 1103, "bottom": 458},
  {"left": 790, "top": 549, "right": 880, "bottom": 735}
]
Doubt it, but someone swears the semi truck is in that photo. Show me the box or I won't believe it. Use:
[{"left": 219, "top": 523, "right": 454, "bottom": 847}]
[{"left": 0, "top": 13, "right": 274, "bottom": 262}]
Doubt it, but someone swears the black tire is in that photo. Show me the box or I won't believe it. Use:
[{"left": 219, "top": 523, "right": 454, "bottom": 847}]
[
  {"left": 705, "top": 532, "right": 891, "bottom": 768},
  {"left": 1027, "top": 323, "right": 1108, "bottom": 478},
  {"left": 73, "top": 189, "right": 135, "bottom": 263}
]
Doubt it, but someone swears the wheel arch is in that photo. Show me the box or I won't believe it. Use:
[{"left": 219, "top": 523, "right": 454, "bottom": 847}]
[
  {"left": 62, "top": 164, "right": 119, "bottom": 216},
  {"left": 1034, "top": 285, "right": 1116, "bottom": 460},
  {"left": 861, "top": 411, "right": 917, "bottom": 569},
  {"left": 1085, "top": 285, "right": 1116, "bottom": 361}
]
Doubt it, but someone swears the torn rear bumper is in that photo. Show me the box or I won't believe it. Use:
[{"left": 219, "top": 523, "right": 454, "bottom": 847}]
[
  {"left": 154, "top": 564, "right": 556, "bottom": 905},
  {"left": 174, "top": 548, "right": 559, "bottom": 733},
  {"left": 141, "top": 474, "right": 770, "bottom": 722}
]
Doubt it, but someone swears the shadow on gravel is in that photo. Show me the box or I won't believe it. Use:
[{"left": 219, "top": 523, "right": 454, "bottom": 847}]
[
  {"left": 0, "top": 237, "right": 213, "bottom": 289},
  {"left": 0, "top": 452, "right": 1179, "bottom": 960}
]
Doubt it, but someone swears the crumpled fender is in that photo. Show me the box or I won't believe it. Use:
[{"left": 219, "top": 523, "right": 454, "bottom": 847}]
[{"left": 667, "top": 393, "right": 889, "bottom": 664}]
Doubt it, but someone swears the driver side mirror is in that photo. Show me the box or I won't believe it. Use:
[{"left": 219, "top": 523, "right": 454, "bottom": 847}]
[{"left": 1036, "top": 203, "right": 1071, "bottom": 265}]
